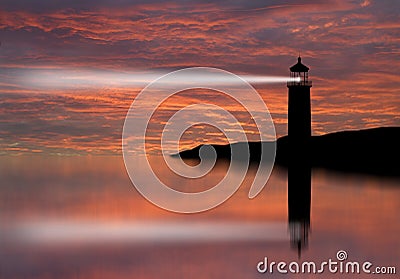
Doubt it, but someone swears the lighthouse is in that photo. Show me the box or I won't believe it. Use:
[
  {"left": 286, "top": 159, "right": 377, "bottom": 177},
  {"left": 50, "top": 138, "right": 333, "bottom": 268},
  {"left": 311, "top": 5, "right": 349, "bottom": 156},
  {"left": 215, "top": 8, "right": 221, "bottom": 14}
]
[{"left": 287, "top": 56, "right": 312, "bottom": 146}]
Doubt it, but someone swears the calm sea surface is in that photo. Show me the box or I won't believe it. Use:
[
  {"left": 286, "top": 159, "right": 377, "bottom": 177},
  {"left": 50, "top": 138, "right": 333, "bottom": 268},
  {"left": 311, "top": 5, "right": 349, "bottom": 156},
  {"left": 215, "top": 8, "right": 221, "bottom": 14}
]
[{"left": 0, "top": 156, "right": 398, "bottom": 278}]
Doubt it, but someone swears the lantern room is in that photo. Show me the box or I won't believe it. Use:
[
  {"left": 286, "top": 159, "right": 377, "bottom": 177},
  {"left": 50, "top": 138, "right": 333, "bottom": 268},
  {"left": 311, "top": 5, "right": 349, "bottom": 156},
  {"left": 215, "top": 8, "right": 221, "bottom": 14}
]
[{"left": 288, "top": 56, "right": 312, "bottom": 87}]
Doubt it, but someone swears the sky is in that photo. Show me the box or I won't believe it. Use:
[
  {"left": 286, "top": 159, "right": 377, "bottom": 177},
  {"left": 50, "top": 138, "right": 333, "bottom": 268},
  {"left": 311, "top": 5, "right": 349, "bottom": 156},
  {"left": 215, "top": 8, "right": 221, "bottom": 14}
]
[{"left": 0, "top": 0, "right": 399, "bottom": 155}]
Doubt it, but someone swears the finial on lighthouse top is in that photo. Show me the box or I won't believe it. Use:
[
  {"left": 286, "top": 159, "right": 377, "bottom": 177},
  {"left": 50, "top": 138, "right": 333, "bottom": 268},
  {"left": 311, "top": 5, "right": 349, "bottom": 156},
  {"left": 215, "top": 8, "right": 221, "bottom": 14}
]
[{"left": 290, "top": 56, "right": 309, "bottom": 72}]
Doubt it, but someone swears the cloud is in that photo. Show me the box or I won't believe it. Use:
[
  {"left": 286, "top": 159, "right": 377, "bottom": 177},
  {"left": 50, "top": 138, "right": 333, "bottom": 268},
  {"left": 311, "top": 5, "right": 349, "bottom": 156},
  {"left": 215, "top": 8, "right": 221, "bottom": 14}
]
[{"left": 0, "top": 0, "right": 399, "bottom": 154}]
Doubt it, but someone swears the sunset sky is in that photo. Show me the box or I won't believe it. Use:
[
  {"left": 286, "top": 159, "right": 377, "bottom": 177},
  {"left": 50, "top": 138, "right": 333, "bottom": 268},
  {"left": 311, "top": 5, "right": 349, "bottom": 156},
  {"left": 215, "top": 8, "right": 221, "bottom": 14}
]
[{"left": 1, "top": 0, "right": 399, "bottom": 155}]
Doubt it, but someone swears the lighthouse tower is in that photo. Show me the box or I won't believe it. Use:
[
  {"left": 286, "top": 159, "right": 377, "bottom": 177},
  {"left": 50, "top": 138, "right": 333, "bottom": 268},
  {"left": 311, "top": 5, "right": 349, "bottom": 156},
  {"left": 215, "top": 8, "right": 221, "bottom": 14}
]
[{"left": 287, "top": 56, "right": 312, "bottom": 146}]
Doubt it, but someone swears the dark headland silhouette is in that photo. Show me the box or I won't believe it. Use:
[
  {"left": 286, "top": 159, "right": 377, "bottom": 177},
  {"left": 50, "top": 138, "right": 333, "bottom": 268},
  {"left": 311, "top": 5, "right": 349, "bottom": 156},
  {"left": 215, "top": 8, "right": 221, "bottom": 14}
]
[{"left": 176, "top": 126, "right": 400, "bottom": 177}]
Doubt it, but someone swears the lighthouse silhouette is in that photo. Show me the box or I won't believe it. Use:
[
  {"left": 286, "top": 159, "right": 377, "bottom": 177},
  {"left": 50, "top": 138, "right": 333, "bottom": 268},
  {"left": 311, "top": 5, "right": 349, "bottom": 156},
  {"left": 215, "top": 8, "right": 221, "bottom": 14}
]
[{"left": 287, "top": 56, "right": 312, "bottom": 145}]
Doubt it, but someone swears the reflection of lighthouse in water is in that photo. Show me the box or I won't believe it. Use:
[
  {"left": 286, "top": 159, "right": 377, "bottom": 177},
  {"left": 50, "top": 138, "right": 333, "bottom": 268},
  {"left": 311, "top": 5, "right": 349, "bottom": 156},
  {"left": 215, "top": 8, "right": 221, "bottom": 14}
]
[
  {"left": 288, "top": 162, "right": 311, "bottom": 257},
  {"left": 286, "top": 56, "right": 312, "bottom": 257}
]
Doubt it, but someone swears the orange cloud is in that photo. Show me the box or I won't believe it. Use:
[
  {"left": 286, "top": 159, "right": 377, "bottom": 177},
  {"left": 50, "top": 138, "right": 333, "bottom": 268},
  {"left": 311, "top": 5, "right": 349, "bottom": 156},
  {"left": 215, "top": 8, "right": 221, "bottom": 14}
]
[{"left": 0, "top": 0, "right": 399, "bottom": 154}]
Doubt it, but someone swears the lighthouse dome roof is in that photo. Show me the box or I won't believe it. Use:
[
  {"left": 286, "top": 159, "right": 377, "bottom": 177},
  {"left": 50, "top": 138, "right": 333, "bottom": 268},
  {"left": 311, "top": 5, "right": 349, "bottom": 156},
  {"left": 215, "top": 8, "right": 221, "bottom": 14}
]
[{"left": 290, "top": 56, "right": 309, "bottom": 72}]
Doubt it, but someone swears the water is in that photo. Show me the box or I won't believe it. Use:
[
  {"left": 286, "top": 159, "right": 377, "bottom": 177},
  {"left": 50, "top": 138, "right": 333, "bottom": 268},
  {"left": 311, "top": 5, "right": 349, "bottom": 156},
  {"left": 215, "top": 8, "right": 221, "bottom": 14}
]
[{"left": 0, "top": 156, "right": 398, "bottom": 278}]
